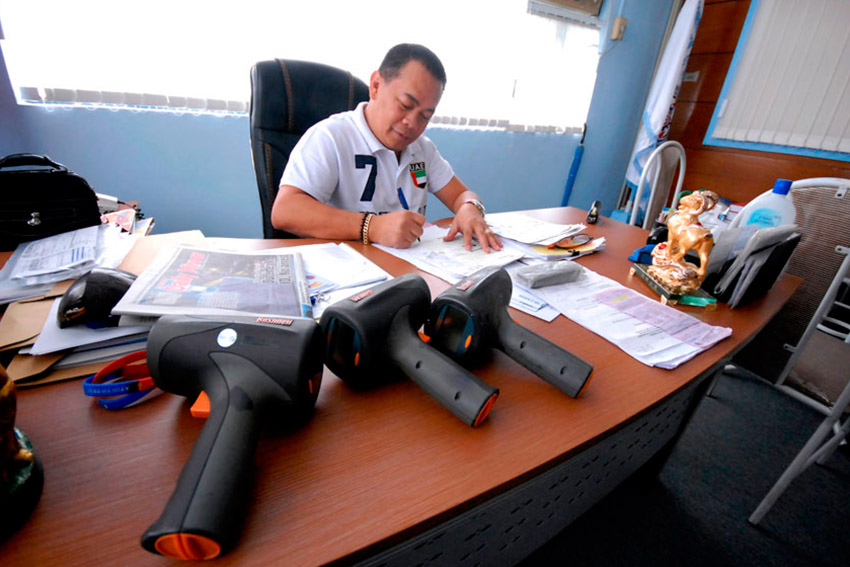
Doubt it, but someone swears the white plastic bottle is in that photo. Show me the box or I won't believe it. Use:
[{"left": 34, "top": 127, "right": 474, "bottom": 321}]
[{"left": 738, "top": 178, "right": 797, "bottom": 229}]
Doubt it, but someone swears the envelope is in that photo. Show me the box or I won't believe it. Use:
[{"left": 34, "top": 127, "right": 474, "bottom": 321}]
[
  {"left": 0, "top": 296, "right": 58, "bottom": 351},
  {"left": 8, "top": 353, "right": 104, "bottom": 387}
]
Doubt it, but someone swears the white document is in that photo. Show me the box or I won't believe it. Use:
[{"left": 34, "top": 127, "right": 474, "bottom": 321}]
[
  {"left": 485, "top": 211, "right": 585, "bottom": 245},
  {"left": 375, "top": 225, "right": 525, "bottom": 283},
  {"left": 30, "top": 298, "right": 150, "bottom": 355},
  {"left": 52, "top": 341, "right": 149, "bottom": 369},
  {"left": 0, "top": 225, "right": 138, "bottom": 302},
  {"left": 533, "top": 268, "right": 732, "bottom": 369},
  {"left": 11, "top": 226, "right": 100, "bottom": 279},
  {"left": 298, "top": 242, "right": 389, "bottom": 294}
]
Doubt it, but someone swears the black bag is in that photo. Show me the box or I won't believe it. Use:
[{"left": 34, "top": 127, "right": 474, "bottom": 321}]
[{"left": 0, "top": 154, "right": 103, "bottom": 251}]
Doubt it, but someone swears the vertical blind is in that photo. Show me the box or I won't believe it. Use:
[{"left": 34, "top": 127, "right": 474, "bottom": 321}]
[{"left": 707, "top": 0, "right": 850, "bottom": 158}]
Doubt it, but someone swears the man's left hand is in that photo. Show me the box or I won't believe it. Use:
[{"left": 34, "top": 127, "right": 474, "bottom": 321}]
[{"left": 444, "top": 203, "right": 502, "bottom": 253}]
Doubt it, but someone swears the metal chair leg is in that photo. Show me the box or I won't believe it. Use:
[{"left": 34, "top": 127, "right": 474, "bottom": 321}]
[{"left": 749, "top": 376, "right": 850, "bottom": 525}]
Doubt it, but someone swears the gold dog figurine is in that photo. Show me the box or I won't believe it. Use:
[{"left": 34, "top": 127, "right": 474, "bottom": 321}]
[
  {"left": 648, "top": 190, "right": 720, "bottom": 295},
  {"left": 1, "top": 366, "right": 33, "bottom": 485}
]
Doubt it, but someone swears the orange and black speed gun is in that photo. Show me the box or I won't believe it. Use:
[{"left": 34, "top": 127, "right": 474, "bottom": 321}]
[
  {"left": 140, "top": 315, "right": 324, "bottom": 560},
  {"left": 320, "top": 274, "right": 499, "bottom": 427},
  {"left": 425, "top": 267, "right": 593, "bottom": 398}
]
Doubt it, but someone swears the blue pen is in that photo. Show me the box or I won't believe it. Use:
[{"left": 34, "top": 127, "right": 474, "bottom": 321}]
[{"left": 397, "top": 187, "right": 409, "bottom": 210}]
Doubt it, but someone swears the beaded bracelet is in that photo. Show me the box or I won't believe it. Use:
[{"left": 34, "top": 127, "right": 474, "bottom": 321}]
[{"left": 360, "top": 212, "right": 375, "bottom": 245}]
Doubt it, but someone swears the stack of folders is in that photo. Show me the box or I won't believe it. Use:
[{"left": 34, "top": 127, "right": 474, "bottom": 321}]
[
  {"left": 23, "top": 299, "right": 150, "bottom": 370},
  {"left": 708, "top": 224, "right": 801, "bottom": 308}
]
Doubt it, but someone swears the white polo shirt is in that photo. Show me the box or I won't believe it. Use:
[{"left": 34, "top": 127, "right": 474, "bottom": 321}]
[{"left": 280, "top": 102, "right": 454, "bottom": 216}]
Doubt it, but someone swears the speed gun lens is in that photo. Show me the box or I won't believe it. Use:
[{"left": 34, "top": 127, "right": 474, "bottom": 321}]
[
  {"left": 326, "top": 318, "right": 361, "bottom": 368},
  {"left": 434, "top": 304, "right": 475, "bottom": 357}
]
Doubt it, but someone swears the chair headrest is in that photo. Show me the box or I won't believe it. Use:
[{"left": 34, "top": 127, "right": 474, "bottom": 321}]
[{"left": 250, "top": 59, "right": 369, "bottom": 136}]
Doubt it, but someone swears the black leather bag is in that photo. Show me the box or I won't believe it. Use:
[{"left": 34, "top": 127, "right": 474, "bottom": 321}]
[{"left": 0, "top": 154, "right": 102, "bottom": 251}]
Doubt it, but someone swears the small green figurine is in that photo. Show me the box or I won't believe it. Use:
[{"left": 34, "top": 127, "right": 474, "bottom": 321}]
[{"left": 1, "top": 366, "right": 43, "bottom": 538}]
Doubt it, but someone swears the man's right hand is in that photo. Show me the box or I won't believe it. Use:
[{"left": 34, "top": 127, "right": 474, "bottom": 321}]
[{"left": 369, "top": 210, "right": 425, "bottom": 248}]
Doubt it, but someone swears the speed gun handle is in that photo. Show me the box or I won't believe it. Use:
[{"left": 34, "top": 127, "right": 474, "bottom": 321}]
[
  {"left": 495, "top": 314, "right": 593, "bottom": 398},
  {"left": 387, "top": 306, "right": 498, "bottom": 427},
  {"left": 428, "top": 267, "right": 593, "bottom": 398},
  {"left": 321, "top": 274, "right": 498, "bottom": 427},
  {"left": 141, "top": 354, "right": 273, "bottom": 560},
  {"left": 140, "top": 316, "right": 323, "bottom": 560}
]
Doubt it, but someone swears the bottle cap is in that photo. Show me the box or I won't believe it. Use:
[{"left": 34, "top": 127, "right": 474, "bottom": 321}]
[{"left": 772, "top": 179, "right": 792, "bottom": 195}]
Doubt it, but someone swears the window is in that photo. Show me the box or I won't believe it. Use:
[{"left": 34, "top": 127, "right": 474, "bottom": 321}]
[
  {"left": 0, "top": 0, "right": 600, "bottom": 132},
  {"left": 705, "top": 0, "right": 850, "bottom": 161}
]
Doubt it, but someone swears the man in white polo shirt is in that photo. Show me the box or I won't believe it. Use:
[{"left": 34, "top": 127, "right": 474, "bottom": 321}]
[{"left": 271, "top": 43, "right": 502, "bottom": 252}]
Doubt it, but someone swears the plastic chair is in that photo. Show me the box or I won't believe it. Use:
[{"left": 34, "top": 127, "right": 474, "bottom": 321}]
[
  {"left": 748, "top": 245, "right": 850, "bottom": 525},
  {"left": 628, "top": 140, "right": 686, "bottom": 229},
  {"left": 709, "top": 178, "right": 850, "bottom": 403},
  {"left": 249, "top": 59, "right": 369, "bottom": 238}
]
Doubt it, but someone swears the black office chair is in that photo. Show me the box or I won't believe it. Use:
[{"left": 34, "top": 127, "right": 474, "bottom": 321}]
[{"left": 249, "top": 59, "right": 369, "bottom": 239}]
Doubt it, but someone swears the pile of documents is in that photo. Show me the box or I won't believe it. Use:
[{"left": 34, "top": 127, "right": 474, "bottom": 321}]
[
  {"left": 0, "top": 224, "right": 137, "bottom": 305},
  {"left": 485, "top": 211, "right": 606, "bottom": 261},
  {"left": 2, "top": 232, "right": 393, "bottom": 385},
  {"left": 533, "top": 269, "right": 731, "bottom": 369},
  {"left": 0, "top": 224, "right": 155, "bottom": 385}
]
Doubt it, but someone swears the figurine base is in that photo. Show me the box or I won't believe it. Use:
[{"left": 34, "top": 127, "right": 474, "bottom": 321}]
[
  {"left": 1, "top": 428, "right": 43, "bottom": 541},
  {"left": 630, "top": 264, "right": 717, "bottom": 309}
]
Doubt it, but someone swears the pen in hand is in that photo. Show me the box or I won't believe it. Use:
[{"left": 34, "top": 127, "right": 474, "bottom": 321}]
[
  {"left": 398, "top": 188, "right": 421, "bottom": 243},
  {"left": 397, "top": 187, "right": 409, "bottom": 210}
]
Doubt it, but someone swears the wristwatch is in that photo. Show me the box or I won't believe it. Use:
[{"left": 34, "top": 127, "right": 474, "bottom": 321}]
[{"left": 463, "top": 198, "right": 486, "bottom": 217}]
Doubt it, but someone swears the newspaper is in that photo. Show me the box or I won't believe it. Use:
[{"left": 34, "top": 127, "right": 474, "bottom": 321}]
[{"left": 112, "top": 245, "right": 313, "bottom": 320}]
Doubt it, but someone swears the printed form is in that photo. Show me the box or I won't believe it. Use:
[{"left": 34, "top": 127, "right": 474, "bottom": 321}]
[{"left": 533, "top": 269, "right": 731, "bottom": 369}]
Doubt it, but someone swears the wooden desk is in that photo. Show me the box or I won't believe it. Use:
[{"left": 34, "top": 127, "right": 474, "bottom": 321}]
[{"left": 1, "top": 208, "right": 799, "bottom": 567}]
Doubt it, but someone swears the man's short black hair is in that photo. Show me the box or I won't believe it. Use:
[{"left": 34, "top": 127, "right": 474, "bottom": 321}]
[{"left": 379, "top": 43, "right": 447, "bottom": 87}]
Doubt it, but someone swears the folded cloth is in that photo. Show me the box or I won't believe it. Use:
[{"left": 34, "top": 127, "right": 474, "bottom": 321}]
[{"left": 628, "top": 244, "right": 656, "bottom": 264}]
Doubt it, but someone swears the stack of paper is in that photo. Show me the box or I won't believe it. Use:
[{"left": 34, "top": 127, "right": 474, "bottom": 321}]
[
  {"left": 374, "top": 224, "right": 525, "bottom": 284},
  {"left": 484, "top": 211, "right": 605, "bottom": 261},
  {"left": 1, "top": 230, "right": 207, "bottom": 386},
  {"left": 484, "top": 212, "right": 587, "bottom": 245},
  {"left": 291, "top": 242, "right": 391, "bottom": 318},
  {"left": 23, "top": 298, "right": 149, "bottom": 366},
  {"left": 0, "top": 224, "right": 139, "bottom": 305}
]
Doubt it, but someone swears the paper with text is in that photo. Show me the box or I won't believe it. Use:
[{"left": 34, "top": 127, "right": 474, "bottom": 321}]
[{"left": 533, "top": 268, "right": 731, "bottom": 368}]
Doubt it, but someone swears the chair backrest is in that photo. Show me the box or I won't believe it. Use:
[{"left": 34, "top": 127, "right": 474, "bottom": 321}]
[
  {"left": 249, "top": 59, "right": 369, "bottom": 238},
  {"left": 629, "top": 140, "right": 686, "bottom": 229},
  {"left": 733, "top": 178, "right": 850, "bottom": 383}
]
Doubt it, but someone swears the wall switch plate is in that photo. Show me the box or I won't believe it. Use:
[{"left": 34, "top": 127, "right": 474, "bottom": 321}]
[{"left": 611, "top": 16, "right": 627, "bottom": 40}]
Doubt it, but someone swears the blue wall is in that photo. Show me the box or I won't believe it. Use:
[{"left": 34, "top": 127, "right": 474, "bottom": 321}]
[{"left": 0, "top": 0, "right": 673, "bottom": 237}]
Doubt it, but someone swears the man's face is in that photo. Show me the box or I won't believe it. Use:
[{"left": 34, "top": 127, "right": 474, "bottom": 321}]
[{"left": 364, "top": 60, "right": 443, "bottom": 153}]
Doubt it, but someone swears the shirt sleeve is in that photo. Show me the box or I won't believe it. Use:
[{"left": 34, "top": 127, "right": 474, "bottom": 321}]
[{"left": 279, "top": 124, "right": 340, "bottom": 204}]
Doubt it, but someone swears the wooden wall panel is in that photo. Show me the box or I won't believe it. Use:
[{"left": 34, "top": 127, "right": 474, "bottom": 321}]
[
  {"left": 678, "top": 53, "right": 733, "bottom": 102},
  {"left": 686, "top": 149, "right": 850, "bottom": 203},
  {"left": 669, "top": 0, "right": 850, "bottom": 204},
  {"left": 691, "top": 1, "right": 750, "bottom": 54},
  {"left": 667, "top": 101, "right": 714, "bottom": 149}
]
